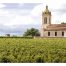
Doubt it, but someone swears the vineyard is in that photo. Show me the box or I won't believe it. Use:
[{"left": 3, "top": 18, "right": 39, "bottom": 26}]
[{"left": 0, "top": 38, "right": 66, "bottom": 63}]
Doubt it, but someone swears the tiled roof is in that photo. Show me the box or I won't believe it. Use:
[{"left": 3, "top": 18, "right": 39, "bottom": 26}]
[{"left": 45, "top": 24, "right": 66, "bottom": 31}]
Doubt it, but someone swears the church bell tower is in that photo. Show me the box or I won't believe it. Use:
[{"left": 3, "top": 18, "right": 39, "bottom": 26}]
[{"left": 41, "top": 5, "right": 51, "bottom": 37}]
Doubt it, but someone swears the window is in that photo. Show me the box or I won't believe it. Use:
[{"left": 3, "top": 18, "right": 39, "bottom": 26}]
[
  {"left": 44, "top": 17, "right": 47, "bottom": 24},
  {"left": 48, "top": 32, "right": 50, "bottom": 36},
  {"left": 55, "top": 32, "right": 57, "bottom": 36},
  {"left": 62, "top": 32, "right": 64, "bottom": 36}
]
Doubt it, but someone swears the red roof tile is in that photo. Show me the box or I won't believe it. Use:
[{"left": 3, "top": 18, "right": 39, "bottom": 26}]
[{"left": 45, "top": 24, "right": 66, "bottom": 31}]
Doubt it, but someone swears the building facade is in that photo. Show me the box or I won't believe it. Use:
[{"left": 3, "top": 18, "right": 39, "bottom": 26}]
[{"left": 41, "top": 6, "right": 66, "bottom": 37}]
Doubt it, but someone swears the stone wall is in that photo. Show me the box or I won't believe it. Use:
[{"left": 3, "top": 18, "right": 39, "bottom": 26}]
[{"left": 43, "top": 31, "right": 66, "bottom": 37}]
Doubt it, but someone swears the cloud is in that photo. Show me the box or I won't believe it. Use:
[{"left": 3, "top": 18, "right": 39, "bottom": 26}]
[
  {"left": 4, "top": 15, "right": 34, "bottom": 25},
  {"left": 0, "top": 3, "right": 41, "bottom": 26},
  {"left": 0, "top": 2, "right": 66, "bottom": 35},
  {"left": 0, "top": 24, "right": 40, "bottom": 36},
  {"left": 0, "top": 0, "right": 66, "bottom": 4},
  {"left": 0, "top": 3, "right": 66, "bottom": 26},
  {"left": 0, "top": 0, "right": 42, "bottom": 3},
  {"left": 0, "top": 3, "right": 5, "bottom": 8},
  {"left": 31, "top": 4, "right": 42, "bottom": 17}
]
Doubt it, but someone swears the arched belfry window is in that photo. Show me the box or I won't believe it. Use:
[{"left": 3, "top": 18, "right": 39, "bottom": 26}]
[{"left": 44, "top": 17, "right": 47, "bottom": 24}]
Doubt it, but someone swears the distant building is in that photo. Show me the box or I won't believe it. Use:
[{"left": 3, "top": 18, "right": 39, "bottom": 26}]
[
  {"left": 5, "top": 34, "right": 10, "bottom": 37},
  {"left": 41, "top": 6, "right": 66, "bottom": 37}
]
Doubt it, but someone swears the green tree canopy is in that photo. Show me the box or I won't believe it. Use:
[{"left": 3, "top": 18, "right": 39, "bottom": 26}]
[{"left": 23, "top": 28, "right": 40, "bottom": 37}]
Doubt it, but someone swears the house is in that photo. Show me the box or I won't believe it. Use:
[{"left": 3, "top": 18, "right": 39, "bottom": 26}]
[
  {"left": 5, "top": 34, "right": 10, "bottom": 37},
  {"left": 41, "top": 5, "right": 66, "bottom": 37}
]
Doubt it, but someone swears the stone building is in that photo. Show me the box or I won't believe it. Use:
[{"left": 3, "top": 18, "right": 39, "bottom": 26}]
[{"left": 41, "top": 5, "right": 66, "bottom": 37}]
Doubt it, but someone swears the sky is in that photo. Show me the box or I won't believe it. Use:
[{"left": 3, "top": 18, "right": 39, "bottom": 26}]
[{"left": 0, "top": 0, "right": 66, "bottom": 36}]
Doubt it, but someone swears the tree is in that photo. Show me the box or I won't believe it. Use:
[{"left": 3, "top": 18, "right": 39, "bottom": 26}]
[{"left": 23, "top": 28, "right": 40, "bottom": 37}]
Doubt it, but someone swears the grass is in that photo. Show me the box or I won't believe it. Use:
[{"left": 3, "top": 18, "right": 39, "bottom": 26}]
[{"left": 0, "top": 38, "right": 65, "bottom": 63}]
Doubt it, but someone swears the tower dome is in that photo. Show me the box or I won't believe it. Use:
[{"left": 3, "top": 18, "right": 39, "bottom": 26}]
[{"left": 44, "top": 5, "right": 51, "bottom": 15}]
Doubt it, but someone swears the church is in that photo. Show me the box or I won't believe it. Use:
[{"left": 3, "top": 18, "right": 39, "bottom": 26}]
[{"left": 41, "top": 6, "right": 66, "bottom": 37}]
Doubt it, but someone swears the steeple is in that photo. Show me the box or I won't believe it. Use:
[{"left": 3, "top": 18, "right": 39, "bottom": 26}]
[
  {"left": 43, "top": 5, "right": 51, "bottom": 15},
  {"left": 42, "top": 5, "right": 51, "bottom": 25}
]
